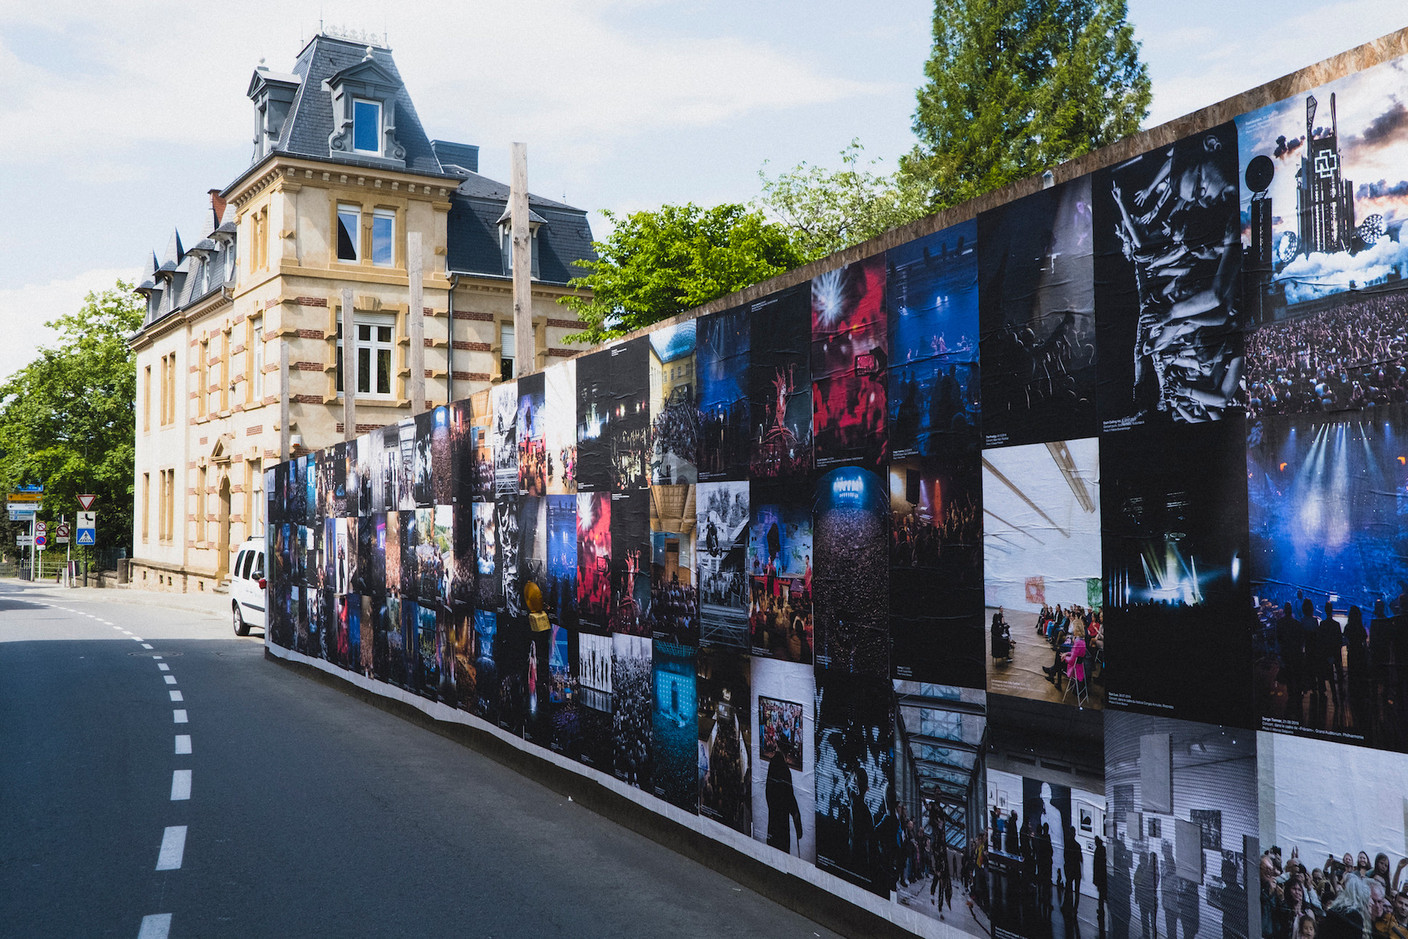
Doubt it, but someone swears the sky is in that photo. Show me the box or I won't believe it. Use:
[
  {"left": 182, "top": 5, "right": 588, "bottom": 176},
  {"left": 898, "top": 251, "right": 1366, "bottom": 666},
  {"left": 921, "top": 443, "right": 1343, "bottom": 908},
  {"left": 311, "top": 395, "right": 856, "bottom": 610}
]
[{"left": 1, "top": 0, "right": 1405, "bottom": 383}]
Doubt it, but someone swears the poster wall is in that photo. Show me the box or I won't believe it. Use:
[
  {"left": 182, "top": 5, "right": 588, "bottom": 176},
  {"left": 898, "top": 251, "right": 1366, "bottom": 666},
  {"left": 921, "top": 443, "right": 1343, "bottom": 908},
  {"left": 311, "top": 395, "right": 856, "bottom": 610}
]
[{"left": 263, "top": 45, "right": 1408, "bottom": 939}]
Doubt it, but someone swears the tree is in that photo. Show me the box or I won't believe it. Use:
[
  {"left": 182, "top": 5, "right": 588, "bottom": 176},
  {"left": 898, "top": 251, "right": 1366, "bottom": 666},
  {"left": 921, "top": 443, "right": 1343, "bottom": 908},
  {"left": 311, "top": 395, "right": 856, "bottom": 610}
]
[
  {"left": 900, "top": 0, "right": 1151, "bottom": 211},
  {"left": 0, "top": 280, "right": 143, "bottom": 561},
  {"left": 561, "top": 203, "right": 806, "bottom": 345},
  {"left": 756, "top": 140, "right": 931, "bottom": 261}
]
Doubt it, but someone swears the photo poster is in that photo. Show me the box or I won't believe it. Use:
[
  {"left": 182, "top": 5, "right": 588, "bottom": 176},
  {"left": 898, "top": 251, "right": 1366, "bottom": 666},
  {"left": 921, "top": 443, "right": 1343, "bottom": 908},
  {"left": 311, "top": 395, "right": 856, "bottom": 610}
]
[
  {"left": 398, "top": 598, "right": 418, "bottom": 691},
  {"left": 448, "top": 397, "right": 475, "bottom": 507},
  {"left": 494, "top": 611, "right": 529, "bottom": 737},
  {"left": 648, "top": 321, "right": 698, "bottom": 486},
  {"left": 984, "top": 694, "right": 1106, "bottom": 939},
  {"left": 400, "top": 509, "right": 420, "bottom": 603},
  {"left": 978, "top": 176, "right": 1097, "bottom": 448},
  {"left": 491, "top": 380, "right": 519, "bottom": 497},
  {"left": 748, "top": 284, "right": 812, "bottom": 478},
  {"left": 545, "top": 494, "right": 579, "bottom": 628},
  {"left": 652, "top": 639, "right": 698, "bottom": 812},
  {"left": 471, "top": 608, "right": 498, "bottom": 721},
  {"left": 374, "top": 422, "right": 399, "bottom": 513},
  {"left": 384, "top": 596, "right": 404, "bottom": 688},
  {"left": 416, "top": 601, "right": 439, "bottom": 699},
  {"left": 608, "top": 489, "right": 651, "bottom": 635},
  {"left": 1256, "top": 732, "right": 1408, "bottom": 939},
  {"left": 356, "top": 511, "right": 376, "bottom": 596},
  {"left": 519, "top": 496, "right": 547, "bottom": 615},
  {"left": 697, "top": 304, "right": 752, "bottom": 482},
  {"left": 469, "top": 388, "right": 494, "bottom": 502},
  {"left": 412, "top": 409, "right": 436, "bottom": 508},
  {"left": 812, "top": 252, "right": 888, "bottom": 470},
  {"left": 575, "top": 346, "right": 614, "bottom": 492},
  {"left": 331, "top": 439, "right": 348, "bottom": 516},
  {"left": 889, "top": 443, "right": 984, "bottom": 688},
  {"left": 612, "top": 633, "right": 653, "bottom": 789},
  {"left": 1247, "top": 405, "right": 1408, "bottom": 750},
  {"left": 443, "top": 604, "right": 475, "bottom": 714},
  {"left": 449, "top": 500, "right": 475, "bottom": 610},
  {"left": 471, "top": 500, "right": 499, "bottom": 610},
  {"left": 395, "top": 419, "right": 418, "bottom": 511},
  {"left": 607, "top": 339, "right": 652, "bottom": 491},
  {"left": 517, "top": 372, "right": 547, "bottom": 497},
  {"left": 815, "top": 671, "right": 895, "bottom": 896},
  {"left": 496, "top": 494, "right": 522, "bottom": 617},
  {"left": 747, "top": 478, "right": 813, "bottom": 664},
  {"left": 1094, "top": 123, "right": 1243, "bottom": 430},
  {"left": 547, "top": 622, "right": 581, "bottom": 758},
  {"left": 982, "top": 437, "right": 1103, "bottom": 708},
  {"left": 751, "top": 658, "right": 816, "bottom": 863},
  {"left": 887, "top": 219, "right": 981, "bottom": 457},
  {"left": 577, "top": 630, "right": 614, "bottom": 771},
  {"left": 305, "top": 452, "right": 319, "bottom": 522},
  {"left": 544, "top": 359, "right": 578, "bottom": 495},
  {"left": 647, "top": 483, "right": 698, "bottom": 646},
  {"left": 698, "top": 648, "right": 752, "bottom": 835},
  {"left": 577, "top": 491, "right": 612, "bottom": 629},
  {"left": 892, "top": 680, "right": 987, "bottom": 933},
  {"left": 287, "top": 452, "right": 304, "bottom": 522},
  {"left": 1100, "top": 419, "right": 1253, "bottom": 727},
  {"left": 1104, "top": 712, "right": 1258, "bottom": 939},
  {"left": 813, "top": 467, "right": 889, "bottom": 678},
  {"left": 525, "top": 592, "right": 553, "bottom": 748},
  {"left": 696, "top": 480, "right": 750, "bottom": 650},
  {"left": 1237, "top": 53, "right": 1408, "bottom": 323},
  {"left": 384, "top": 511, "right": 402, "bottom": 601},
  {"left": 370, "top": 593, "right": 392, "bottom": 685}
]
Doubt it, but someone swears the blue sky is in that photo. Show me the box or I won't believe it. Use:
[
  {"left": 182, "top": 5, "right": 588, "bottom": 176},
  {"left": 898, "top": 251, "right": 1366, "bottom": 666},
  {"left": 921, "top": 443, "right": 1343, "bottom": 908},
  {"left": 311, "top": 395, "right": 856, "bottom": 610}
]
[{"left": 0, "top": 0, "right": 1403, "bottom": 382}]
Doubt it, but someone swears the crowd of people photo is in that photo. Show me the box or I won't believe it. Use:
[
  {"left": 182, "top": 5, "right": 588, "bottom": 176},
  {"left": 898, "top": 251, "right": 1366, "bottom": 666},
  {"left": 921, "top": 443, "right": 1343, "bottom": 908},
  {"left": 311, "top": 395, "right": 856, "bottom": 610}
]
[
  {"left": 1246, "top": 292, "right": 1408, "bottom": 421},
  {"left": 1261, "top": 844, "right": 1408, "bottom": 939}
]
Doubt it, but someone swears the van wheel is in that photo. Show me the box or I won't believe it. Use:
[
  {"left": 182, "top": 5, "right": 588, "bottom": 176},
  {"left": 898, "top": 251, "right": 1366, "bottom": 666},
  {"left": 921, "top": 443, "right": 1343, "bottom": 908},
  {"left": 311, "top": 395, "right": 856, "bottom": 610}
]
[{"left": 234, "top": 603, "right": 250, "bottom": 636}]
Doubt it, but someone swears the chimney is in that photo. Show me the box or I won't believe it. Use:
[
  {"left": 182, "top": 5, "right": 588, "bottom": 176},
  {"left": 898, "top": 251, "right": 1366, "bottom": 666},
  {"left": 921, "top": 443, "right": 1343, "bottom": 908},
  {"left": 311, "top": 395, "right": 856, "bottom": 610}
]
[{"left": 209, "top": 190, "right": 228, "bottom": 231}]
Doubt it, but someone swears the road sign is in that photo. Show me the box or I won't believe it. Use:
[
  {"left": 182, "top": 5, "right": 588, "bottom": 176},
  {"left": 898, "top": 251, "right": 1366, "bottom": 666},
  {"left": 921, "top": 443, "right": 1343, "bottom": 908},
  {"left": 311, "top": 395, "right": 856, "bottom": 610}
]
[
  {"left": 35, "top": 520, "right": 47, "bottom": 534},
  {"left": 77, "top": 511, "right": 96, "bottom": 546},
  {"left": 8, "top": 492, "right": 41, "bottom": 502},
  {"left": 15, "top": 484, "right": 42, "bottom": 493},
  {"left": 77, "top": 494, "right": 97, "bottom": 510},
  {"left": 54, "top": 523, "right": 70, "bottom": 544},
  {"left": 15, "top": 535, "right": 32, "bottom": 547},
  {"left": 7, "top": 505, "right": 38, "bottom": 521},
  {"left": 34, "top": 533, "right": 47, "bottom": 549}
]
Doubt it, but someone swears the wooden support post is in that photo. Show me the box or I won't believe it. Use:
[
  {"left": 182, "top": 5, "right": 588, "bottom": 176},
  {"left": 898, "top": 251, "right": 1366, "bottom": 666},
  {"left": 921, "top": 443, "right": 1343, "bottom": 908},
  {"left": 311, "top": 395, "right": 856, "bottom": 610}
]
[
  {"left": 342, "top": 288, "right": 356, "bottom": 441},
  {"left": 279, "top": 341, "right": 290, "bottom": 461},
  {"left": 408, "top": 231, "right": 425, "bottom": 412},
  {"left": 511, "top": 142, "right": 534, "bottom": 376}
]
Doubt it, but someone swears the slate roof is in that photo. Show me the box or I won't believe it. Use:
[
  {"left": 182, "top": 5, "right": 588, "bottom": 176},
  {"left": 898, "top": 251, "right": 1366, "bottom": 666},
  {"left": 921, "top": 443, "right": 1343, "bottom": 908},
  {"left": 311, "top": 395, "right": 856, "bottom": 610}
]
[{"left": 268, "top": 35, "right": 446, "bottom": 177}]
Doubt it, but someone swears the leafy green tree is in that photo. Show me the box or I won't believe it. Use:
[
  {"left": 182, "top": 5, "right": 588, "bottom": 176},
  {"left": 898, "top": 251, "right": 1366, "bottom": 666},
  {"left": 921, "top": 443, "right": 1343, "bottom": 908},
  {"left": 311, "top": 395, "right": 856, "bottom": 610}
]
[
  {"left": 756, "top": 139, "right": 931, "bottom": 261},
  {"left": 901, "top": 0, "right": 1151, "bottom": 210},
  {"left": 0, "top": 280, "right": 143, "bottom": 560},
  {"left": 561, "top": 203, "right": 806, "bottom": 344}
]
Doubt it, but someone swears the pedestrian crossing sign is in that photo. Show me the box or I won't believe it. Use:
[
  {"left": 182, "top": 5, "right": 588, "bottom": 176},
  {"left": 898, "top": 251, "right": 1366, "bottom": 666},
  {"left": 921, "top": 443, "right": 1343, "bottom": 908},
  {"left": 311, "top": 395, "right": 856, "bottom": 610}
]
[{"left": 77, "top": 529, "right": 95, "bottom": 545}]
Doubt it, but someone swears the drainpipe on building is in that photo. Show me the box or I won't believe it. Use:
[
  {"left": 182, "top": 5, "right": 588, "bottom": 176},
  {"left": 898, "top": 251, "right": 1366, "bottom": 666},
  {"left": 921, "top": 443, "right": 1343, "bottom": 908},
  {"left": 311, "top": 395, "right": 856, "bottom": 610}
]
[
  {"left": 446, "top": 273, "right": 460, "bottom": 402},
  {"left": 408, "top": 231, "right": 425, "bottom": 414},
  {"left": 342, "top": 288, "right": 356, "bottom": 442}
]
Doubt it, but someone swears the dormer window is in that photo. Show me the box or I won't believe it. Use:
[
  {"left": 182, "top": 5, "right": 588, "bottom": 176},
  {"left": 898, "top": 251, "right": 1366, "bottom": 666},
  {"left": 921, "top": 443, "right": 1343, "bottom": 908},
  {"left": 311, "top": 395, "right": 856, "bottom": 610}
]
[
  {"left": 352, "top": 99, "right": 381, "bottom": 154},
  {"left": 324, "top": 52, "right": 406, "bottom": 167}
]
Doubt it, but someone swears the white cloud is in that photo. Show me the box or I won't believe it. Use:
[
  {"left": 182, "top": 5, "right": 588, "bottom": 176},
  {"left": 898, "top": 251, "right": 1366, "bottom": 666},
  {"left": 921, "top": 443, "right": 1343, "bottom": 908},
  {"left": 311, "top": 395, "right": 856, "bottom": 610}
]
[{"left": 0, "top": 268, "right": 134, "bottom": 384}]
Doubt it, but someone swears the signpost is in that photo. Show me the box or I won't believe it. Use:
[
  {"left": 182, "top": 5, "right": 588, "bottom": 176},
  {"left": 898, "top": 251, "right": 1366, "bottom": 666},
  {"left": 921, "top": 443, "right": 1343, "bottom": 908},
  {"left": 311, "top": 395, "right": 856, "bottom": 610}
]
[{"left": 76, "top": 511, "right": 96, "bottom": 547}]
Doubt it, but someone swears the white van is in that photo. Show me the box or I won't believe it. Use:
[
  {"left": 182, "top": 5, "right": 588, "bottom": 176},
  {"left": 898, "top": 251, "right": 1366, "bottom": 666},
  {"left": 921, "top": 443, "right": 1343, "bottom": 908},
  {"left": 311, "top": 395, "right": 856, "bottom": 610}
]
[{"left": 230, "top": 538, "right": 266, "bottom": 636}]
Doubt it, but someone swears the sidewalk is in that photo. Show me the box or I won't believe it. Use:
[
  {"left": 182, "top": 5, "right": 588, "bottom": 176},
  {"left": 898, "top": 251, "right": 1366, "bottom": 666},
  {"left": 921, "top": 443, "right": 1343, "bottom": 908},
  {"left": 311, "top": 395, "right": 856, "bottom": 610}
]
[{"left": 0, "top": 577, "right": 230, "bottom": 620}]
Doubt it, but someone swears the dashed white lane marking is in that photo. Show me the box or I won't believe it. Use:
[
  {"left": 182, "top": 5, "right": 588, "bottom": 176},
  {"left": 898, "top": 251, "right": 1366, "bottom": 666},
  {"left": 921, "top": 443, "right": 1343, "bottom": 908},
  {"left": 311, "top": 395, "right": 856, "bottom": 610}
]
[
  {"left": 121, "top": 630, "right": 133, "bottom": 635},
  {"left": 154, "top": 826, "right": 186, "bottom": 870},
  {"left": 168, "top": 690, "right": 183, "bottom": 702},
  {"left": 172, "top": 710, "right": 188, "bottom": 724},
  {"left": 163, "top": 676, "right": 177, "bottom": 685},
  {"left": 131, "top": 637, "right": 144, "bottom": 642},
  {"left": 170, "top": 770, "right": 191, "bottom": 801},
  {"left": 112, "top": 626, "right": 124, "bottom": 631},
  {"left": 157, "top": 663, "right": 170, "bottom": 671},
  {"left": 152, "top": 655, "right": 162, "bottom": 660},
  {"left": 141, "top": 644, "right": 153, "bottom": 650},
  {"left": 174, "top": 735, "right": 191, "bottom": 755},
  {"left": 137, "top": 913, "right": 172, "bottom": 939}
]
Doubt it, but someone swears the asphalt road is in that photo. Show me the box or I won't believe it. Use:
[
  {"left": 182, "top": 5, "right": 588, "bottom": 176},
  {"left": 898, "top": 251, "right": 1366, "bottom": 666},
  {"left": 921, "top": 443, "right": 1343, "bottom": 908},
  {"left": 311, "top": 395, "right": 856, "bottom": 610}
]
[{"left": 0, "top": 580, "right": 842, "bottom": 938}]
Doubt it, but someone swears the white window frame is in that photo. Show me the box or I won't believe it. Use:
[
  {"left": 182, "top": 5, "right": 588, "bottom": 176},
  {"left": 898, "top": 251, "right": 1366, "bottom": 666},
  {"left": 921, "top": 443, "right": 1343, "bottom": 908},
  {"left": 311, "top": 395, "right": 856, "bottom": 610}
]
[
  {"left": 336, "top": 204, "right": 361, "bottom": 263},
  {"left": 352, "top": 98, "right": 381, "bottom": 155},
  {"left": 251, "top": 317, "right": 265, "bottom": 400},
  {"left": 337, "top": 313, "right": 396, "bottom": 400},
  {"left": 371, "top": 209, "right": 395, "bottom": 267}
]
